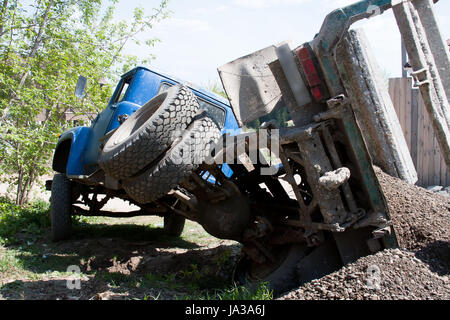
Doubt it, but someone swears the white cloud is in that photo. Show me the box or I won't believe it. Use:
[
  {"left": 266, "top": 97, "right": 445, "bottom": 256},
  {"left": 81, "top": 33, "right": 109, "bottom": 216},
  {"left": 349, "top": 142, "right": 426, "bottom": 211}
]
[
  {"left": 190, "top": 6, "right": 230, "bottom": 15},
  {"left": 158, "top": 18, "right": 211, "bottom": 32},
  {"left": 190, "top": 7, "right": 208, "bottom": 15},
  {"left": 216, "top": 5, "right": 230, "bottom": 12},
  {"left": 232, "top": 0, "right": 310, "bottom": 9}
]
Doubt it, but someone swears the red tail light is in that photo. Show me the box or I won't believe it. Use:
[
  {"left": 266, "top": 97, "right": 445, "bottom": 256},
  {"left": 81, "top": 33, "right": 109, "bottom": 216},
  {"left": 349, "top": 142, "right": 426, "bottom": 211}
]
[{"left": 296, "top": 46, "right": 327, "bottom": 102}]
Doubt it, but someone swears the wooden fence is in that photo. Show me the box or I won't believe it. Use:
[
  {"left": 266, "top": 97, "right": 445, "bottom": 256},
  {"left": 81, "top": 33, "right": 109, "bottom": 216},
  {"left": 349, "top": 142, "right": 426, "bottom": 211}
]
[{"left": 388, "top": 77, "right": 449, "bottom": 187}]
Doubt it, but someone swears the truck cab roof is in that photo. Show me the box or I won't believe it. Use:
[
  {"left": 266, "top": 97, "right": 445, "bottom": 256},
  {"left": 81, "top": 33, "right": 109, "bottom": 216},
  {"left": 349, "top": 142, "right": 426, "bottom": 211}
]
[{"left": 121, "top": 66, "right": 230, "bottom": 107}]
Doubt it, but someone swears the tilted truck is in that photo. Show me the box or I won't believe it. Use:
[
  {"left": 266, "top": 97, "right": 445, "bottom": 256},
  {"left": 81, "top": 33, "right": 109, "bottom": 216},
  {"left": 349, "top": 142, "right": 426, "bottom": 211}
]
[{"left": 48, "top": 0, "right": 449, "bottom": 294}]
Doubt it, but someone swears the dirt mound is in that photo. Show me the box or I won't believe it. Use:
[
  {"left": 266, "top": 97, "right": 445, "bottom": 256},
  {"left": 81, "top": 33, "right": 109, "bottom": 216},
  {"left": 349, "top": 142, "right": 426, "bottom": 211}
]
[
  {"left": 281, "top": 167, "right": 450, "bottom": 300},
  {"left": 375, "top": 166, "right": 450, "bottom": 251},
  {"left": 280, "top": 248, "right": 449, "bottom": 300}
]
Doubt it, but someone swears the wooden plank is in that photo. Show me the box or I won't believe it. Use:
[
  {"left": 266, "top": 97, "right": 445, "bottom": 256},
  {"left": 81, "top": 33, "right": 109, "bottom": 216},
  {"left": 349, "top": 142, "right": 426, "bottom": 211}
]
[
  {"left": 417, "top": 90, "right": 425, "bottom": 186},
  {"left": 404, "top": 78, "right": 412, "bottom": 152},
  {"left": 387, "top": 78, "right": 450, "bottom": 187},
  {"left": 410, "top": 88, "right": 419, "bottom": 169},
  {"left": 433, "top": 134, "right": 441, "bottom": 186},
  {"left": 421, "top": 93, "right": 430, "bottom": 186},
  {"left": 397, "top": 80, "right": 405, "bottom": 139},
  {"left": 424, "top": 94, "right": 432, "bottom": 187}
]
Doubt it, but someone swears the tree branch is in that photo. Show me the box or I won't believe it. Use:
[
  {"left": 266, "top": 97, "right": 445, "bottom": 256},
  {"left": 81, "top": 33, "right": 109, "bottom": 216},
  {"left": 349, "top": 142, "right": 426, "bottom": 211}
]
[
  {"left": 0, "top": 0, "right": 8, "bottom": 36},
  {"left": 29, "top": 0, "right": 54, "bottom": 58}
]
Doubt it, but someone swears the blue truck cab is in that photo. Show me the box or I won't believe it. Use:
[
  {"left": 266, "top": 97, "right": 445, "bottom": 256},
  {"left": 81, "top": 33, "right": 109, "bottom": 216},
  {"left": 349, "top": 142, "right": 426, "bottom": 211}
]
[{"left": 53, "top": 67, "right": 240, "bottom": 180}]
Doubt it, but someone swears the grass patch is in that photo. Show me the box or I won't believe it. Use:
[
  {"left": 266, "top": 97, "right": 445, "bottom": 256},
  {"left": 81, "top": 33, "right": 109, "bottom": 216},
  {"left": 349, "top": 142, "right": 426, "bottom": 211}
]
[
  {"left": 0, "top": 198, "right": 270, "bottom": 300},
  {"left": 178, "top": 282, "right": 274, "bottom": 300},
  {"left": 0, "top": 198, "right": 50, "bottom": 245},
  {"left": 213, "top": 282, "right": 274, "bottom": 300},
  {"left": 0, "top": 247, "right": 20, "bottom": 273},
  {"left": 140, "top": 257, "right": 273, "bottom": 301}
]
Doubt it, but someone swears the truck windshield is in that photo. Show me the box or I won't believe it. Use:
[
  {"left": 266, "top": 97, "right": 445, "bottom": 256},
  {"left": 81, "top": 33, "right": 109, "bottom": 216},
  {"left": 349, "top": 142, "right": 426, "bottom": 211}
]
[{"left": 113, "top": 78, "right": 131, "bottom": 104}]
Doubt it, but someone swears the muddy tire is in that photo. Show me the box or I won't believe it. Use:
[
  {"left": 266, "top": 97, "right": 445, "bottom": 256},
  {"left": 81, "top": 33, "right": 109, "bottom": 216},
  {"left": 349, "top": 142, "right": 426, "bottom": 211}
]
[
  {"left": 123, "top": 113, "right": 221, "bottom": 204},
  {"left": 163, "top": 213, "right": 186, "bottom": 237},
  {"left": 50, "top": 174, "right": 73, "bottom": 241},
  {"left": 233, "top": 244, "right": 309, "bottom": 295},
  {"left": 99, "top": 85, "right": 199, "bottom": 180}
]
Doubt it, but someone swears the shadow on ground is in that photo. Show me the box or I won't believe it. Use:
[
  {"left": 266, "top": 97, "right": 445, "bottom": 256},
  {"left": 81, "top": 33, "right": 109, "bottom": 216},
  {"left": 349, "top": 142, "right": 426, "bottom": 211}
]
[
  {"left": 1, "top": 221, "right": 242, "bottom": 300},
  {"left": 414, "top": 240, "right": 450, "bottom": 276}
]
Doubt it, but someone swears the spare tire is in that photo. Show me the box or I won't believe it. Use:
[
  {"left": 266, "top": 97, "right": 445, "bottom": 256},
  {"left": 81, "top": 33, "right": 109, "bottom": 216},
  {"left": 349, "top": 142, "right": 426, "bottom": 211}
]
[
  {"left": 99, "top": 85, "right": 199, "bottom": 180},
  {"left": 123, "top": 113, "right": 221, "bottom": 204}
]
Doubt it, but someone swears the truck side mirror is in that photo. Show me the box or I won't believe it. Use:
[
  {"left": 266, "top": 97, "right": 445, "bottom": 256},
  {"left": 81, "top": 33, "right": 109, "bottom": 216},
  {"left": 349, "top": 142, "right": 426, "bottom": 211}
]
[{"left": 75, "top": 76, "right": 88, "bottom": 98}]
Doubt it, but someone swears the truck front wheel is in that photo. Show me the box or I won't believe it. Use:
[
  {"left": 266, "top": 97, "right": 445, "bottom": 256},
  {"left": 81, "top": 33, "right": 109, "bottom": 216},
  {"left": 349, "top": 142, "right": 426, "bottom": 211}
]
[{"left": 50, "top": 174, "right": 73, "bottom": 241}]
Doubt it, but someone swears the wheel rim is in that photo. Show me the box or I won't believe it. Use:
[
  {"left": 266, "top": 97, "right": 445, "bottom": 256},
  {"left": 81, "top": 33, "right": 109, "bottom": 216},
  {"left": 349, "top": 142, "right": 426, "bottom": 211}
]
[
  {"left": 107, "top": 92, "right": 168, "bottom": 149},
  {"left": 234, "top": 245, "right": 291, "bottom": 283}
]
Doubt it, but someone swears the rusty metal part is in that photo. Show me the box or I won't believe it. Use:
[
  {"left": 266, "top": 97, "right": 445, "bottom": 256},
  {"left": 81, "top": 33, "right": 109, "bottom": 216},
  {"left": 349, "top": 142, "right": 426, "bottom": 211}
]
[
  {"left": 182, "top": 173, "right": 228, "bottom": 203},
  {"left": 319, "top": 125, "right": 358, "bottom": 213},
  {"left": 318, "top": 167, "right": 351, "bottom": 191},
  {"left": 372, "top": 226, "right": 392, "bottom": 239},
  {"left": 242, "top": 216, "right": 274, "bottom": 242},
  {"left": 268, "top": 227, "right": 306, "bottom": 246},
  {"left": 284, "top": 219, "right": 345, "bottom": 233},
  {"left": 251, "top": 240, "right": 277, "bottom": 263},
  {"left": 167, "top": 189, "right": 198, "bottom": 211},
  {"left": 157, "top": 200, "right": 194, "bottom": 220},
  {"left": 79, "top": 192, "right": 111, "bottom": 213},
  {"left": 194, "top": 194, "right": 252, "bottom": 242},
  {"left": 353, "top": 211, "right": 390, "bottom": 229},
  {"left": 242, "top": 244, "right": 267, "bottom": 265}
]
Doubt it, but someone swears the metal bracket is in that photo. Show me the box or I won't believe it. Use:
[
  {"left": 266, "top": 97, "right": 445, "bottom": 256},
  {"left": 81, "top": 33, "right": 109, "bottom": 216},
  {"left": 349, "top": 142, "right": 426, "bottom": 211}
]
[{"left": 411, "top": 67, "right": 431, "bottom": 87}]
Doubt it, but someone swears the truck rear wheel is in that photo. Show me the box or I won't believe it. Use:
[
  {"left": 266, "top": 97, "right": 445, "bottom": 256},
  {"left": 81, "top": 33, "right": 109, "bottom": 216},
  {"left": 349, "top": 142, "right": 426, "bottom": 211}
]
[
  {"left": 233, "top": 244, "right": 309, "bottom": 295},
  {"left": 99, "top": 85, "right": 200, "bottom": 180},
  {"left": 163, "top": 201, "right": 188, "bottom": 237},
  {"left": 50, "top": 174, "right": 73, "bottom": 241},
  {"left": 163, "top": 213, "right": 186, "bottom": 237},
  {"left": 122, "top": 113, "right": 221, "bottom": 204}
]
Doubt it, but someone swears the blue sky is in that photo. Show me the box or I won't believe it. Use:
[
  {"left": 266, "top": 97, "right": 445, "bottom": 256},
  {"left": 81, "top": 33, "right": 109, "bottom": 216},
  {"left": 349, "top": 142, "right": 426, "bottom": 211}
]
[{"left": 116, "top": 0, "right": 450, "bottom": 87}]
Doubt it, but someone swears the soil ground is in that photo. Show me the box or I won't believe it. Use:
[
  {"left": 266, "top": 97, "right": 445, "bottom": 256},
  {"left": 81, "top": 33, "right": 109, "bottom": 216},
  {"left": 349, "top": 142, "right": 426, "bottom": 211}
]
[
  {"left": 0, "top": 209, "right": 241, "bottom": 300},
  {"left": 0, "top": 167, "right": 449, "bottom": 300}
]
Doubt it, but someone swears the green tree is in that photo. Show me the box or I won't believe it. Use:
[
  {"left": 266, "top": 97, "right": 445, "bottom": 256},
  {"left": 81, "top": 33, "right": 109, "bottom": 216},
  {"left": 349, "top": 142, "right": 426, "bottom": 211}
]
[{"left": 0, "top": 0, "right": 170, "bottom": 205}]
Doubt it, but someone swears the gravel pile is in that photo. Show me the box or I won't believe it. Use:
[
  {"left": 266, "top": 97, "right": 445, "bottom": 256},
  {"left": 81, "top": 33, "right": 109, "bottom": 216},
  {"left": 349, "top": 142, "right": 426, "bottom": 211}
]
[
  {"left": 280, "top": 167, "right": 450, "bottom": 300},
  {"left": 280, "top": 248, "right": 449, "bottom": 300},
  {"left": 375, "top": 167, "right": 450, "bottom": 251}
]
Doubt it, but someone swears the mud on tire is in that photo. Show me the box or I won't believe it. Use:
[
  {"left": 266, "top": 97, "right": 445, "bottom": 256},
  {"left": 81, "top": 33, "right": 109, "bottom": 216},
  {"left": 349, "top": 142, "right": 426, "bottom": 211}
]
[
  {"left": 99, "top": 85, "right": 200, "bottom": 180},
  {"left": 122, "top": 113, "right": 222, "bottom": 204}
]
